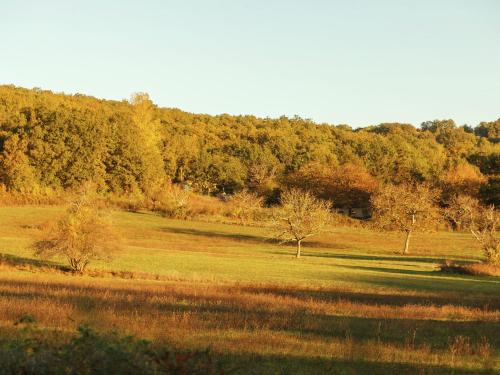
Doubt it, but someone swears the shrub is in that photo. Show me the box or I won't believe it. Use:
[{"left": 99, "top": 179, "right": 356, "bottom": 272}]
[
  {"left": 32, "top": 194, "right": 121, "bottom": 272},
  {"left": 0, "top": 325, "right": 222, "bottom": 375},
  {"left": 227, "top": 190, "right": 264, "bottom": 224},
  {"left": 188, "top": 193, "right": 226, "bottom": 218},
  {"left": 109, "top": 192, "right": 147, "bottom": 212},
  {"left": 154, "top": 184, "right": 191, "bottom": 219},
  {"left": 0, "top": 185, "right": 64, "bottom": 206},
  {"left": 439, "top": 261, "right": 500, "bottom": 277}
]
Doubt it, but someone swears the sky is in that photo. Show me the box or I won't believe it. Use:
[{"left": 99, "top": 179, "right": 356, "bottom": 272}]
[{"left": 1, "top": 0, "right": 499, "bottom": 128}]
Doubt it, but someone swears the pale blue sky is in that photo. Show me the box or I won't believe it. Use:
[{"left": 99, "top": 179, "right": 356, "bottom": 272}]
[{"left": 1, "top": 0, "right": 499, "bottom": 127}]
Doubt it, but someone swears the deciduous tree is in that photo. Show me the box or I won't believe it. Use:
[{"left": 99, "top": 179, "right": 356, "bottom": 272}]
[
  {"left": 0, "top": 134, "right": 38, "bottom": 192},
  {"left": 285, "top": 162, "right": 378, "bottom": 208},
  {"left": 33, "top": 191, "right": 121, "bottom": 272},
  {"left": 270, "top": 189, "right": 331, "bottom": 258},
  {"left": 371, "top": 184, "right": 439, "bottom": 255},
  {"left": 128, "top": 92, "right": 167, "bottom": 196},
  {"left": 440, "top": 161, "right": 486, "bottom": 199},
  {"left": 445, "top": 195, "right": 499, "bottom": 265}
]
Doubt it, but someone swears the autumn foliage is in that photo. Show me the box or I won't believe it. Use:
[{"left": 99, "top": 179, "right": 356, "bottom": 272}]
[
  {"left": 33, "top": 196, "right": 121, "bottom": 272},
  {"left": 0, "top": 85, "right": 497, "bottom": 207},
  {"left": 285, "top": 162, "right": 379, "bottom": 208},
  {"left": 445, "top": 195, "right": 499, "bottom": 265},
  {"left": 270, "top": 189, "right": 331, "bottom": 258},
  {"left": 371, "top": 184, "right": 440, "bottom": 254}
]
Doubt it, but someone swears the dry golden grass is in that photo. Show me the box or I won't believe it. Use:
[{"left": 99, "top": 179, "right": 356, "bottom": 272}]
[
  {"left": 0, "top": 272, "right": 498, "bottom": 373},
  {"left": 0, "top": 206, "right": 498, "bottom": 373}
]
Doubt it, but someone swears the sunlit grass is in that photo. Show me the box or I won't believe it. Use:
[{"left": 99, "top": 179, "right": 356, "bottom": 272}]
[{"left": 0, "top": 206, "right": 498, "bottom": 373}]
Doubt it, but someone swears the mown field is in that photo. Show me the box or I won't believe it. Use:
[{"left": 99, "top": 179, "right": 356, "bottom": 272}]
[{"left": 0, "top": 206, "right": 499, "bottom": 374}]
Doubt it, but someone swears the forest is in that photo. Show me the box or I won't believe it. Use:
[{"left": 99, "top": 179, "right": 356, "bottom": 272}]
[
  {"left": 0, "top": 85, "right": 498, "bottom": 208},
  {"left": 0, "top": 85, "right": 499, "bottom": 374}
]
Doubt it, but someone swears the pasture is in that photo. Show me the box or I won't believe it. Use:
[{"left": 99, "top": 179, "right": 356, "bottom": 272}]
[{"left": 0, "top": 206, "right": 498, "bottom": 374}]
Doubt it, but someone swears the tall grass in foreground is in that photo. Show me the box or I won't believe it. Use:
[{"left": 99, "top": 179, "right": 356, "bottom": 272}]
[
  {"left": 0, "top": 206, "right": 498, "bottom": 373},
  {"left": 0, "top": 324, "right": 221, "bottom": 375},
  {"left": 0, "top": 273, "right": 497, "bottom": 373}
]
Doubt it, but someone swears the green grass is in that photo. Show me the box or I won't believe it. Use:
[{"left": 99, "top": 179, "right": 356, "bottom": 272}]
[
  {"left": 0, "top": 206, "right": 498, "bottom": 374},
  {"left": 1, "top": 206, "right": 494, "bottom": 293}
]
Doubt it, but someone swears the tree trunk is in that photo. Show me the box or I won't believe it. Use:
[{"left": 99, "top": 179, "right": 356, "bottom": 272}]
[
  {"left": 296, "top": 240, "right": 302, "bottom": 258},
  {"left": 403, "top": 230, "right": 411, "bottom": 255}
]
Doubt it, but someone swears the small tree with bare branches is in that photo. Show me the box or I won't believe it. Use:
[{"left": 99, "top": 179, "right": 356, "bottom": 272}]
[
  {"left": 33, "top": 193, "right": 121, "bottom": 272},
  {"left": 445, "top": 195, "right": 499, "bottom": 265},
  {"left": 371, "top": 184, "right": 439, "bottom": 255},
  {"left": 161, "top": 183, "right": 191, "bottom": 218},
  {"left": 270, "top": 189, "right": 331, "bottom": 258},
  {"left": 228, "top": 190, "right": 264, "bottom": 225}
]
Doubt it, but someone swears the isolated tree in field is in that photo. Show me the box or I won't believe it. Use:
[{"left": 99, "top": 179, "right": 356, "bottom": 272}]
[
  {"left": 33, "top": 193, "right": 120, "bottom": 272},
  {"left": 271, "top": 189, "right": 331, "bottom": 258},
  {"left": 445, "top": 195, "right": 499, "bottom": 265},
  {"left": 371, "top": 184, "right": 439, "bottom": 255}
]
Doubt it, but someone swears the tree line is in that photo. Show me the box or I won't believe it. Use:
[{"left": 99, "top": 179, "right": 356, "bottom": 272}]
[{"left": 0, "top": 85, "right": 498, "bottom": 207}]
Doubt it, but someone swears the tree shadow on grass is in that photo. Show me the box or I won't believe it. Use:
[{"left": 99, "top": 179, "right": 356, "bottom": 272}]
[
  {"left": 269, "top": 245, "right": 460, "bottom": 264},
  {"left": 217, "top": 353, "right": 495, "bottom": 375},
  {"left": 0, "top": 253, "right": 69, "bottom": 271},
  {"left": 2, "top": 252, "right": 497, "bottom": 309},
  {"left": 161, "top": 226, "right": 273, "bottom": 244},
  {"left": 238, "top": 282, "right": 500, "bottom": 309},
  {"left": 336, "top": 264, "right": 440, "bottom": 277},
  {"left": 303, "top": 251, "right": 447, "bottom": 264},
  {"left": 296, "top": 240, "right": 360, "bottom": 252},
  {"left": 1, "top": 278, "right": 499, "bottom": 347},
  {"left": 353, "top": 271, "right": 500, "bottom": 295},
  {"left": 337, "top": 264, "right": 500, "bottom": 284}
]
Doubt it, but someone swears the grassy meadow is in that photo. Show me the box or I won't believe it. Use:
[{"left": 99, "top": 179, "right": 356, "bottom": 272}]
[{"left": 0, "top": 206, "right": 499, "bottom": 374}]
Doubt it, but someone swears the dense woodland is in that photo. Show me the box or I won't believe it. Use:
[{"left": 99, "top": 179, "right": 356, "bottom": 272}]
[{"left": 0, "top": 85, "right": 498, "bottom": 207}]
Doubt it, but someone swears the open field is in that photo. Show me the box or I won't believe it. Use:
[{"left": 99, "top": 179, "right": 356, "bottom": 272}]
[{"left": 0, "top": 206, "right": 499, "bottom": 374}]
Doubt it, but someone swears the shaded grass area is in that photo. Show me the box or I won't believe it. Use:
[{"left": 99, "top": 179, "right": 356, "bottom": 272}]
[
  {"left": 0, "top": 206, "right": 498, "bottom": 373},
  {"left": 219, "top": 354, "right": 496, "bottom": 375},
  {"left": 0, "top": 273, "right": 498, "bottom": 373}
]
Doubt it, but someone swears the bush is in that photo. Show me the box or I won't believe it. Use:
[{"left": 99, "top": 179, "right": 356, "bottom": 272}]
[
  {"left": 32, "top": 194, "right": 121, "bottom": 272},
  {"left": 439, "top": 261, "right": 500, "bottom": 277},
  {"left": 0, "top": 325, "right": 222, "bottom": 375},
  {"left": 226, "top": 190, "right": 264, "bottom": 224},
  {"left": 102, "top": 192, "right": 147, "bottom": 212},
  {"left": 153, "top": 184, "right": 191, "bottom": 219},
  {"left": 0, "top": 185, "right": 64, "bottom": 206}
]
